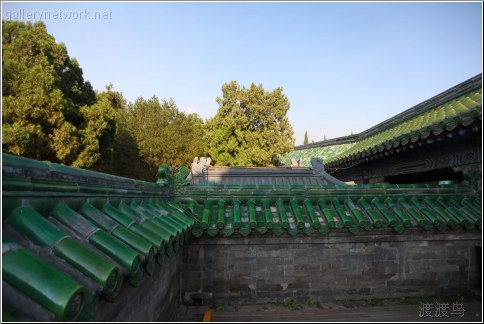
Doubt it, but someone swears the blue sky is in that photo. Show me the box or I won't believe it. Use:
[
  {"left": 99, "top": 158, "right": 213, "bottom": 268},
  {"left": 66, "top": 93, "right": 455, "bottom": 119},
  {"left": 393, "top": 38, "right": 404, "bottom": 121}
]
[{"left": 2, "top": 1, "right": 482, "bottom": 145}]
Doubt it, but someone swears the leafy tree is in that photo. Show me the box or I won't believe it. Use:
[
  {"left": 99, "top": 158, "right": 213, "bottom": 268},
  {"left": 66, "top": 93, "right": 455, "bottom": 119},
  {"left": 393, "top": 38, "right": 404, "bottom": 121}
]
[
  {"left": 75, "top": 96, "right": 116, "bottom": 169},
  {"left": 91, "top": 84, "right": 127, "bottom": 174},
  {"left": 100, "top": 83, "right": 127, "bottom": 111},
  {"left": 123, "top": 96, "right": 205, "bottom": 180},
  {"left": 93, "top": 84, "right": 148, "bottom": 179},
  {"left": 2, "top": 20, "right": 113, "bottom": 169},
  {"left": 205, "top": 81, "right": 294, "bottom": 166},
  {"left": 304, "top": 131, "right": 309, "bottom": 145},
  {"left": 112, "top": 106, "right": 153, "bottom": 180}
]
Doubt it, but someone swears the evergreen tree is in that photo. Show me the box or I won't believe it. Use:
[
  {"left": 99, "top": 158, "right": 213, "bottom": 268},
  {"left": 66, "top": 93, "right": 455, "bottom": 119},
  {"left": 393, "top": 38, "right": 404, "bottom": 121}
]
[
  {"left": 205, "top": 81, "right": 294, "bottom": 166},
  {"left": 2, "top": 20, "right": 113, "bottom": 169},
  {"left": 304, "top": 131, "right": 309, "bottom": 145},
  {"left": 123, "top": 96, "right": 205, "bottom": 180}
]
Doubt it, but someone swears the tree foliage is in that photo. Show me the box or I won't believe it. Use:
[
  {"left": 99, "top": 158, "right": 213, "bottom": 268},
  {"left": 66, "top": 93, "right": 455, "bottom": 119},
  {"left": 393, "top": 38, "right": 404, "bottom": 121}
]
[
  {"left": 304, "top": 131, "right": 309, "bottom": 145},
  {"left": 122, "top": 96, "right": 205, "bottom": 179},
  {"left": 1, "top": 21, "right": 205, "bottom": 181},
  {"left": 2, "top": 20, "right": 112, "bottom": 169},
  {"left": 205, "top": 81, "right": 294, "bottom": 166},
  {"left": 2, "top": 21, "right": 300, "bottom": 181}
]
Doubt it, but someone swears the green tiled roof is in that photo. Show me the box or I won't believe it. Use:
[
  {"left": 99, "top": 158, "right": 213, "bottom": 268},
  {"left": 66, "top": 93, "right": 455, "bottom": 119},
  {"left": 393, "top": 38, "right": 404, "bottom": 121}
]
[
  {"left": 327, "top": 89, "right": 482, "bottom": 166},
  {"left": 178, "top": 183, "right": 481, "bottom": 237},
  {"left": 281, "top": 77, "right": 482, "bottom": 168},
  {"left": 2, "top": 153, "right": 195, "bottom": 321},
  {"left": 279, "top": 143, "right": 355, "bottom": 167}
]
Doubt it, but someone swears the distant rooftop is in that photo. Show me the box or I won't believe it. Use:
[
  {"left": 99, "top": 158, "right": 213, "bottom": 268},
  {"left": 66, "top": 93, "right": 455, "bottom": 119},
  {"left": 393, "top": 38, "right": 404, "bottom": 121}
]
[
  {"left": 281, "top": 73, "right": 482, "bottom": 168},
  {"left": 189, "top": 157, "right": 346, "bottom": 185}
]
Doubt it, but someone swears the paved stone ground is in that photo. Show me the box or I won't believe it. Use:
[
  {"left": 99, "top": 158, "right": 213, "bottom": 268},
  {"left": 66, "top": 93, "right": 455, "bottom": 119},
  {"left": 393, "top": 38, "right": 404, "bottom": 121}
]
[{"left": 178, "top": 299, "right": 482, "bottom": 322}]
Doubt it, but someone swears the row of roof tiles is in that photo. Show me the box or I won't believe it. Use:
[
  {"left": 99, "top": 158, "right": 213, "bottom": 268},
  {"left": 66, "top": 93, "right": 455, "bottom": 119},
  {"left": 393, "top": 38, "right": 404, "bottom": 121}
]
[
  {"left": 2, "top": 153, "right": 194, "bottom": 321},
  {"left": 178, "top": 190, "right": 481, "bottom": 238},
  {"left": 281, "top": 87, "right": 482, "bottom": 167},
  {"left": 180, "top": 182, "right": 475, "bottom": 198},
  {"left": 3, "top": 196, "right": 194, "bottom": 321},
  {"left": 279, "top": 143, "right": 354, "bottom": 167},
  {"left": 327, "top": 89, "right": 482, "bottom": 166},
  {"left": 2, "top": 153, "right": 170, "bottom": 195}
]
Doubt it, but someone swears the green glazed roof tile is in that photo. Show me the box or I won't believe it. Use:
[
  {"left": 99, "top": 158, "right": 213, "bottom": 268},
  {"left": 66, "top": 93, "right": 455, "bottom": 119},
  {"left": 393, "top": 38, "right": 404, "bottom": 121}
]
[
  {"left": 179, "top": 192, "right": 479, "bottom": 238},
  {"left": 2, "top": 153, "right": 201, "bottom": 321},
  {"left": 280, "top": 87, "right": 482, "bottom": 167},
  {"left": 3, "top": 235, "right": 88, "bottom": 321}
]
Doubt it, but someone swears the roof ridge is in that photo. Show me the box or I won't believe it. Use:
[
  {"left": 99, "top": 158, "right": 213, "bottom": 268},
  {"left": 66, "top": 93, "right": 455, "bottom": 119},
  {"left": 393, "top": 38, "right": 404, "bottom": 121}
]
[{"left": 295, "top": 73, "right": 482, "bottom": 151}]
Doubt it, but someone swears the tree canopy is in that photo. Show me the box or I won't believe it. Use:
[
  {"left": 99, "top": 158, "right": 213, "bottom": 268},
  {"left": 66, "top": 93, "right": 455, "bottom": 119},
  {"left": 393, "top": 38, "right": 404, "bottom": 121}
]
[
  {"left": 304, "top": 131, "right": 309, "bottom": 145},
  {"left": 205, "top": 81, "right": 294, "bottom": 166},
  {"left": 2, "top": 20, "right": 205, "bottom": 181},
  {"left": 2, "top": 20, "right": 298, "bottom": 180},
  {"left": 122, "top": 96, "right": 205, "bottom": 178},
  {"left": 2, "top": 20, "right": 112, "bottom": 169}
]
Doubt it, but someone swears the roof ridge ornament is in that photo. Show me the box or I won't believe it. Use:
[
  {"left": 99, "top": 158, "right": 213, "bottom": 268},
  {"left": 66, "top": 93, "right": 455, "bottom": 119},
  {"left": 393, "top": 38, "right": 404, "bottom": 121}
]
[
  {"left": 310, "top": 157, "right": 347, "bottom": 185},
  {"left": 156, "top": 165, "right": 173, "bottom": 186},
  {"left": 291, "top": 158, "right": 303, "bottom": 167},
  {"left": 310, "top": 157, "right": 325, "bottom": 174},
  {"left": 191, "top": 157, "right": 212, "bottom": 176}
]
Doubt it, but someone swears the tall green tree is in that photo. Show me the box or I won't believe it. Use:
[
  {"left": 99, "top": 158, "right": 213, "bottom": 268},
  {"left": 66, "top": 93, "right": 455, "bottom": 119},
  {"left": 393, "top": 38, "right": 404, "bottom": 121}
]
[
  {"left": 79, "top": 84, "right": 123, "bottom": 172},
  {"left": 95, "top": 84, "right": 148, "bottom": 179},
  {"left": 304, "top": 131, "right": 309, "bottom": 145},
  {"left": 2, "top": 20, "right": 113, "bottom": 169},
  {"left": 205, "top": 81, "right": 294, "bottom": 166},
  {"left": 123, "top": 96, "right": 205, "bottom": 180}
]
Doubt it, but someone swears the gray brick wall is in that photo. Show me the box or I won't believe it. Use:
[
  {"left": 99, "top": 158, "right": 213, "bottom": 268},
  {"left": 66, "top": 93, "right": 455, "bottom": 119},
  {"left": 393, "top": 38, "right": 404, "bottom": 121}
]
[
  {"left": 182, "top": 229, "right": 480, "bottom": 304},
  {"left": 93, "top": 229, "right": 480, "bottom": 320},
  {"left": 96, "top": 253, "right": 182, "bottom": 322}
]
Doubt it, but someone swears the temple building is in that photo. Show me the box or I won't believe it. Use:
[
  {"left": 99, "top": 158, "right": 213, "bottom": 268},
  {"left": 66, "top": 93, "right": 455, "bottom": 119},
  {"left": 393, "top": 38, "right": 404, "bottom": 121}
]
[{"left": 281, "top": 74, "right": 482, "bottom": 186}]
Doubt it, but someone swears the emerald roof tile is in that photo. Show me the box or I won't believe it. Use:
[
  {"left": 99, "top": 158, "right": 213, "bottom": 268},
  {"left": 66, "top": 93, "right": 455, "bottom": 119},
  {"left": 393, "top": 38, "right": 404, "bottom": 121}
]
[
  {"left": 279, "top": 143, "right": 355, "bottom": 167},
  {"left": 327, "top": 89, "right": 481, "bottom": 166},
  {"left": 179, "top": 184, "right": 480, "bottom": 238},
  {"left": 281, "top": 75, "right": 482, "bottom": 168},
  {"left": 3, "top": 235, "right": 88, "bottom": 321},
  {"left": 2, "top": 153, "right": 195, "bottom": 321}
]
